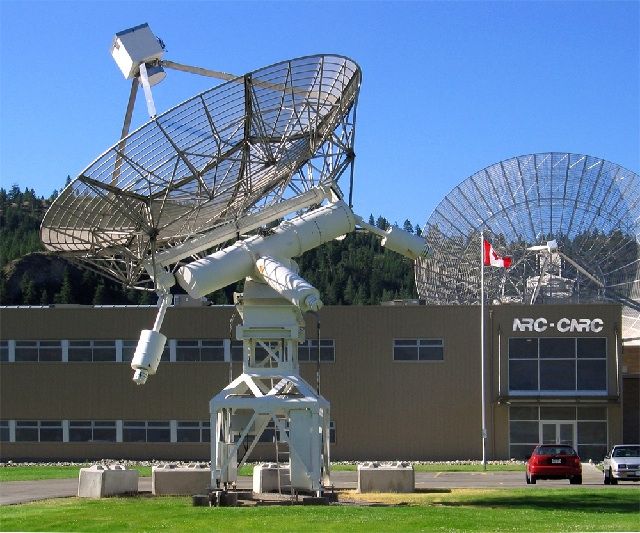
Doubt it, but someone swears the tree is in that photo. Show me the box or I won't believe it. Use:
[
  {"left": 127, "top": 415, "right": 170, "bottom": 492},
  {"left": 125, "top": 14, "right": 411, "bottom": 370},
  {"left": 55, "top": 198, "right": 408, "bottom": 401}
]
[
  {"left": 92, "top": 282, "right": 107, "bottom": 305},
  {"left": 8, "top": 184, "right": 21, "bottom": 201},
  {"left": 138, "top": 290, "right": 153, "bottom": 305},
  {"left": 375, "top": 216, "right": 389, "bottom": 230},
  {"left": 20, "top": 272, "right": 38, "bottom": 305},
  {"left": 343, "top": 276, "right": 355, "bottom": 304},
  {"left": 54, "top": 268, "right": 73, "bottom": 304},
  {"left": 403, "top": 219, "right": 414, "bottom": 234}
]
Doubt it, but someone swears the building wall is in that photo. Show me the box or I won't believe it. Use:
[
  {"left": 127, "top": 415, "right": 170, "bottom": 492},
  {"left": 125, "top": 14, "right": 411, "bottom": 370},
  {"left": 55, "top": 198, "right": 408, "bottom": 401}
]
[
  {"left": 0, "top": 303, "right": 629, "bottom": 461},
  {"left": 490, "top": 304, "right": 624, "bottom": 459}
]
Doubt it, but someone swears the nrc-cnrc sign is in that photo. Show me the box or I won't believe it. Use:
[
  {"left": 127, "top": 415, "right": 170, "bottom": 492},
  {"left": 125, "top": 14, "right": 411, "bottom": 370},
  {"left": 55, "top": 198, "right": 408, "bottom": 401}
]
[{"left": 513, "top": 317, "right": 604, "bottom": 333}]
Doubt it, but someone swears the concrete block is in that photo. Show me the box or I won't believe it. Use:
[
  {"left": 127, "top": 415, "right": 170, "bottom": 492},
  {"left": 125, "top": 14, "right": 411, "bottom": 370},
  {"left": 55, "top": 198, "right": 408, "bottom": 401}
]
[
  {"left": 152, "top": 463, "right": 211, "bottom": 495},
  {"left": 357, "top": 462, "right": 414, "bottom": 493},
  {"left": 78, "top": 465, "right": 139, "bottom": 498},
  {"left": 252, "top": 463, "right": 291, "bottom": 493}
]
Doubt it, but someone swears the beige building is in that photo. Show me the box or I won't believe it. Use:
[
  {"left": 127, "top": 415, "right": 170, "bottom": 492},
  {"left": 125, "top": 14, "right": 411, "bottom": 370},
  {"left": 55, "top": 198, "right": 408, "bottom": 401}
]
[{"left": 0, "top": 303, "right": 637, "bottom": 462}]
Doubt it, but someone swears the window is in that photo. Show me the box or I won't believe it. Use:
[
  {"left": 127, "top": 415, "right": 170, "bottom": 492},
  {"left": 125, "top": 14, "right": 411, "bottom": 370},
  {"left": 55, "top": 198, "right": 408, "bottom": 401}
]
[
  {"left": 328, "top": 421, "right": 336, "bottom": 444},
  {"left": 68, "top": 340, "right": 116, "bottom": 362},
  {"left": 201, "top": 340, "right": 224, "bottom": 362},
  {"left": 393, "top": 339, "right": 443, "bottom": 361},
  {"left": 69, "top": 421, "right": 116, "bottom": 442},
  {"left": 177, "top": 421, "right": 210, "bottom": 443},
  {"left": 122, "top": 340, "right": 169, "bottom": 363},
  {"left": 0, "top": 341, "right": 8, "bottom": 362},
  {"left": 509, "top": 406, "right": 539, "bottom": 459},
  {"left": 15, "top": 420, "right": 39, "bottom": 442},
  {"left": 123, "top": 421, "right": 170, "bottom": 442},
  {"left": 147, "top": 421, "right": 171, "bottom": 442},
  {"left": 14, "top": 341, "right": 62, "bottom": 362},
  {"left": 0, "top": 420, "right": 9, "bottom": 442},
  {"left": 231, "top": 341, "right": 244, "bottom": 362},
  {"left": 508, "top": 337, "right": 607, "bottom": 394},
  {"left": 298, "top": 340, "right": 335, "bottom": 362},
  {"left": 577, "top": 407, "right": 608, "bottom": 461},
  {"left": 176, "top": 340, "right": 224, "bottom": 362},
  {"left": 39, "top": 421, "right": 63, "bottom": 441},
  {"left": 15, "top": 420, "right": 62, "bottom": 442}
]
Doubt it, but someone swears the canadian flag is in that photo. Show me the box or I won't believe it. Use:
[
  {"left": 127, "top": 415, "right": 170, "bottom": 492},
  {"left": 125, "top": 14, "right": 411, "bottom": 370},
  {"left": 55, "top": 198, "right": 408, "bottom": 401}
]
[{"left": 483, "top": 239, "right": 512, "bottom": 268}]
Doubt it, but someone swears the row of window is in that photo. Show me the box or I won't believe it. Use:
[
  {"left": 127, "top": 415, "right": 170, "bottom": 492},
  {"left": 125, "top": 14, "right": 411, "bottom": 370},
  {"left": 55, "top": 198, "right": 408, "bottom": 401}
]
[
  {"left": 508, "top": 338, "right": 607, "bottom": 393},
  {"left": 0, "top": 338, "right": 448, "bottom": 363},
  {"left": 0, "top": 420, "right": 336, "bottom": 444},
  {"left": 509, "top": 406, "right": 608, "bottom": 461},
  {"left": 0, "top": 339, "right": 336, "bottom": 363}
]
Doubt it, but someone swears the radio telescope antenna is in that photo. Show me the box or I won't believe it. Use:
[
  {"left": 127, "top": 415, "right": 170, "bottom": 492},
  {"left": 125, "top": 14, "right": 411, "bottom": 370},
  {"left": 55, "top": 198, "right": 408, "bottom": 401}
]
[
  {"left": 40, "top": 23, "right": 429, "bottom": 498},
  {"left": 42, "top": 23, "right": 361, "bottom": 292},
  {"left": 415, "top": 152, "right": 640, "bottom": 343}
]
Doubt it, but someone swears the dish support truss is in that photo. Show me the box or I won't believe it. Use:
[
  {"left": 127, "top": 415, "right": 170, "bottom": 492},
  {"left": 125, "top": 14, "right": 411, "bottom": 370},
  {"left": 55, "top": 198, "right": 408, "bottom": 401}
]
[{"left": 212, "top": 279, "right": 331, "bottom": 493}]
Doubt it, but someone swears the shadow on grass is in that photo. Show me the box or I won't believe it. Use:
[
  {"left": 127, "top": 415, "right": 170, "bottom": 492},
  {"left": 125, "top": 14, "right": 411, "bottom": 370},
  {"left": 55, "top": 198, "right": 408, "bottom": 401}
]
[{"left": 438, "top": 491, "right": 639, "bottom": 514}]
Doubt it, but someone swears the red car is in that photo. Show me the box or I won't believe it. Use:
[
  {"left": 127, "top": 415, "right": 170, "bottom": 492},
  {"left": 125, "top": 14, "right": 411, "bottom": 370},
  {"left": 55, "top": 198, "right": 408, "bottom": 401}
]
[{"left": 526, "top": 444, "right": 582, "bottom": 484}]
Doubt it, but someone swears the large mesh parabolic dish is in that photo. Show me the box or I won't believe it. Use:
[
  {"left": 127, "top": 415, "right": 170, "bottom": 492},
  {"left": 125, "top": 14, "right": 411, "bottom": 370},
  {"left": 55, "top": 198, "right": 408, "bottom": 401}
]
[
  {"left": 415, "top": 152, "right": 640, "bottom": 342},
  {"left": 41, "top": 54, "right": 361, "bottom": 289}
]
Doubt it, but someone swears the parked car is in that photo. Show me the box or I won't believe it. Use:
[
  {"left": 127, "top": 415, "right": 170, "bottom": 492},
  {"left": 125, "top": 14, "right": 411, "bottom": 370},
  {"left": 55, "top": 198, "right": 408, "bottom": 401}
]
[
  {"left": 526, "top": 444, "right": 582, "bottom": 484},
  {"left": 603, "top": 445, "right": 640, "bottom": 484}
]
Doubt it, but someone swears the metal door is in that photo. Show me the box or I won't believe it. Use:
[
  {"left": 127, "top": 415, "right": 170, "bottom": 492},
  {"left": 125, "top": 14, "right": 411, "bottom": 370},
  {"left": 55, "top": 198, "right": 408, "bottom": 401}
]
[{"left": 541, "top": 421, "right": 575, "bottom": 447}]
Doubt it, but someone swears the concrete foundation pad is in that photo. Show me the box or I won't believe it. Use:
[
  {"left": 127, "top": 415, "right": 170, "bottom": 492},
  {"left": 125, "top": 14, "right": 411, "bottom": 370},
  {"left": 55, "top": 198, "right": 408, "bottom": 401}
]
[
  {"left": 78, "top": 465, "right": 139, "bottom": 498},
  {"left": 357, "top": 462, "right": 415, "bottom": 493},
  {"left": 253, "top": 463, "right": 291, "bottom": 493},
  {"left": 152, "top": 463, "right": 210, "bottom": 495}
]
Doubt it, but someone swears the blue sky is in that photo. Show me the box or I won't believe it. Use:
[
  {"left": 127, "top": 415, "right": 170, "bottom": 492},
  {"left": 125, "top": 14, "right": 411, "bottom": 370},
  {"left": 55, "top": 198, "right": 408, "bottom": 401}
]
[{"left": 1, "top": 0, "right": 638, "bottom": 227}]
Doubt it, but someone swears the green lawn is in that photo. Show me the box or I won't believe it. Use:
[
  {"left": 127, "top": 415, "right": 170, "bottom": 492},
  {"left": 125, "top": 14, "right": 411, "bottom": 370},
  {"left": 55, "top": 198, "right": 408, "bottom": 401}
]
[
  {"left": 0, "top": 463, "right": 522, "bottom": 482},
  {"left": 0, "top": 466, "right": 152, "bottom": 482},
  {"left": 1, "top": 489, "right": 637, "bottom": 532}
]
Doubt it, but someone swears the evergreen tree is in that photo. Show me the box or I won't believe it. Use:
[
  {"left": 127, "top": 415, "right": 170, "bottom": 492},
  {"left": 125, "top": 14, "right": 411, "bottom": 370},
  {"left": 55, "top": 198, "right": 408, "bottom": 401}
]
[
  {"left": 138, "top": 290, "right": 153, "bottom": 305},
  {"left": 20, "top": 272, "right": 37, "bottom": 305},
  {"left": 54, "top": 268, "right": 73, "bottom": 304},
  {"left": 375, "top": 216, "right": 389, "bottom": 230},
  {"left": 343, "top": 276, "right": 355, "bottom": 304},
  {"left": 92, "top": 282, "right": 107, "bottom": 305}
]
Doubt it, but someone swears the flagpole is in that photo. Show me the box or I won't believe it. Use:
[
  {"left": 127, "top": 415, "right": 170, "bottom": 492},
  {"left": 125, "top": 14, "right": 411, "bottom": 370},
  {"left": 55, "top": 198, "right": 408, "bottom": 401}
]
[{"left": 480, "top": 230, "right": 487, "bottom": 471}]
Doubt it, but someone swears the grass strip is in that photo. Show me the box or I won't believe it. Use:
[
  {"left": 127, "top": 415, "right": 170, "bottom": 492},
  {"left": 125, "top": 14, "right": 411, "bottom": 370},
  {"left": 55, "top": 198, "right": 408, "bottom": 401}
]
[
  {"left": 0, "top": 466, "right": 152, "bottom": 482},
  {"left": 0, "top": 463, "right": 524, "bottom": 482}
]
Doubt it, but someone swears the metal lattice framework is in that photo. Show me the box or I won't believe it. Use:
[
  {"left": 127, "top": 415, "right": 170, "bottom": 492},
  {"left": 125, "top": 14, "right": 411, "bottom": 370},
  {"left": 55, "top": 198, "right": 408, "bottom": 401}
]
[
  {"left": 41, "top": 55, "right": 361, "bottom": 289},
  {"left": 415, "top": 152, "right": 640, "bottom": 341}
]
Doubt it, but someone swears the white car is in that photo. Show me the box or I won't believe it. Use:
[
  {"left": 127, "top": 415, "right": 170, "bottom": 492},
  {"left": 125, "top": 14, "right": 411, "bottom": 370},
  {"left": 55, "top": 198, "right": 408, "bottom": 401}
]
[{"left": 603, "top": 445, "right": 640, "bottom": 484}]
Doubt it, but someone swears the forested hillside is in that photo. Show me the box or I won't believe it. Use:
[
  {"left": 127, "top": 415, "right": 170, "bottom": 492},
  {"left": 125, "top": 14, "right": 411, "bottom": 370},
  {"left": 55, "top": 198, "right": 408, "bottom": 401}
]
[{"left": 0, "top": 185, "right": 423, "bottom": 306}]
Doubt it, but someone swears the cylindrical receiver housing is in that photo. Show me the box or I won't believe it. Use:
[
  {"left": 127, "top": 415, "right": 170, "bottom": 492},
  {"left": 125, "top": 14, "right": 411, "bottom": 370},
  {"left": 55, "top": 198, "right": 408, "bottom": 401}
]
[
  {"left": 381, "top": 226, "right": 431, "bottom": 260},
  {"left": 255, "top": 256, "right": 323, "bottom": 312},
  {"left": 175, "top": 201, "right": 356, "bottom": 298},
  {"left": 176, "top": 241, "right": 255, "bottom": 298},
  {"left": 131, "top": 329, "right": 167, "bottom": 378}
]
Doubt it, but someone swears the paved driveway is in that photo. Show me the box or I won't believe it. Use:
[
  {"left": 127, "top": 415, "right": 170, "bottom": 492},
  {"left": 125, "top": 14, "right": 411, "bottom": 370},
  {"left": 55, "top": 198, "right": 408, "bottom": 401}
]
[{"left": 0, "top": 463, "right": 632, "bottom": 506}]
